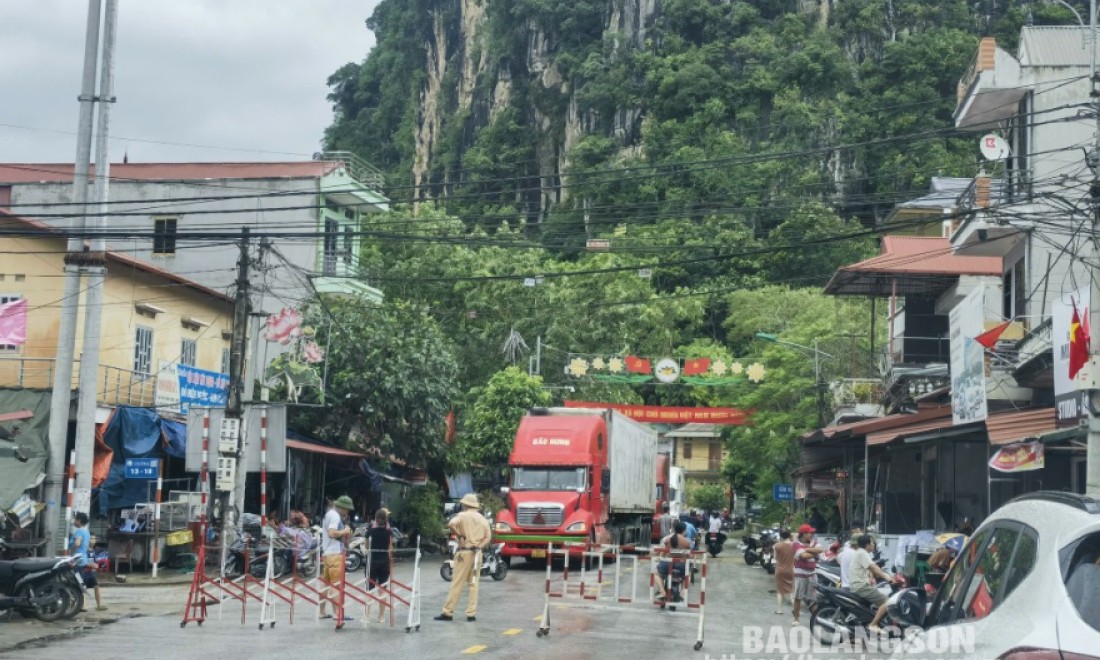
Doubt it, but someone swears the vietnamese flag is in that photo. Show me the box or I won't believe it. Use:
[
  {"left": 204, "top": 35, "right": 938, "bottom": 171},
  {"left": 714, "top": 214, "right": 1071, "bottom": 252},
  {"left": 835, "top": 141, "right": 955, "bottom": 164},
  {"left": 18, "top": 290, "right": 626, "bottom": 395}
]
[
  {"left": 625, "top": 355, "right": 651, "bottom": 374},
  {"left": 1070, "top": 298, "right": 1090, "bottom": 380},
  {"left": 683, "top": 357, "right": 711, "bottom": 376},
  {"left": 975, "top": 320, "right": 1013, "bottom": 349}
]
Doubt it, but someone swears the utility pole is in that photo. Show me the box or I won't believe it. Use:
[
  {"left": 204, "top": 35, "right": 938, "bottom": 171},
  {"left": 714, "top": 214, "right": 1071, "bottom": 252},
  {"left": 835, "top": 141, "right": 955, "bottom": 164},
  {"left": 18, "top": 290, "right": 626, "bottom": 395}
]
[
  {"left": 220, "top": 228, "right": 252, "bottom": 554},
  {"left": 73, "top": 0, "right": 119, "bottom": 516},
  {"left": 44, "top": 0, "right": 102, "bottom": 556},
  {"left": 1088, "top": 0, "right": 1100, "bottom": 497}
]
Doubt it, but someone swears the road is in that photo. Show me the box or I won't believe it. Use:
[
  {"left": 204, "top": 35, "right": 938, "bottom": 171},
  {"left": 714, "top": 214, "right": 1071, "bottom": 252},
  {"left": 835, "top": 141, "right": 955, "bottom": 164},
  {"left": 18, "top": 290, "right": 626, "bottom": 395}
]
[{"left": 3, "top": 550, "right": 893, "bottom": 659}]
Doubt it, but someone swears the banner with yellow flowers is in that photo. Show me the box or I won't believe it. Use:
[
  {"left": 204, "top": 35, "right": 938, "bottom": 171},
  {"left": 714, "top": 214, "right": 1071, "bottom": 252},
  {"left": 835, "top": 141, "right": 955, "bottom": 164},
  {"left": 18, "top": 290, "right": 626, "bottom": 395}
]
[{"left": 564, "top": 354, "right": 765, "bottom": 386}]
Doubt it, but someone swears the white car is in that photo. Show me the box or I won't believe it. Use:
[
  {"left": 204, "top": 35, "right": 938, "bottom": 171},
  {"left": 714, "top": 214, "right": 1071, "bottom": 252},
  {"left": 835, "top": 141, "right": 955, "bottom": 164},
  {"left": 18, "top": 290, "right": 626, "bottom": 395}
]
[{"left": 890, "top": 491, "right": 1100, "bottom": 659}]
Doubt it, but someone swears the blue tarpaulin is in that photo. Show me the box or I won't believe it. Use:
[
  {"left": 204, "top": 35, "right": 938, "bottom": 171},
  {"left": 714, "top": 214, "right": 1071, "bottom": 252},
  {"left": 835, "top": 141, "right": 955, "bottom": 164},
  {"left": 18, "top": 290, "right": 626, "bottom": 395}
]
[
  {"left": 97, "top": 407, "right": 170, "bottom": 513},
  {"left": 162, "top": 419, "right": 186, "bottom": 459}
]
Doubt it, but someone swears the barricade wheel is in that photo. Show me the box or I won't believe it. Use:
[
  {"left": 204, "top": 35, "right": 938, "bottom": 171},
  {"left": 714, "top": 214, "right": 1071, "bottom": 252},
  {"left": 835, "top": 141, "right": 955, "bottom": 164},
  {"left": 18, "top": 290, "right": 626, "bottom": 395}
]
[
  {"left": 406, "top": 627, "right": 411, "bottom": 633},
  {"left": 180, "top": 621, "right": 186, "bottom": 628},
  {"left": 694, "top": 641, "right": 703, "bottom": 651}
]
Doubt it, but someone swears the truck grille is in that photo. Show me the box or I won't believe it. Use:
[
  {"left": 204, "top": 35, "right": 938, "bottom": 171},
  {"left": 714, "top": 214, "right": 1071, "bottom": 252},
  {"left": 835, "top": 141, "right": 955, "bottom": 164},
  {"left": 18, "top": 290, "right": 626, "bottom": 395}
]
[{"left": 516, "top": 504, "right": 564, "bottom": 528}]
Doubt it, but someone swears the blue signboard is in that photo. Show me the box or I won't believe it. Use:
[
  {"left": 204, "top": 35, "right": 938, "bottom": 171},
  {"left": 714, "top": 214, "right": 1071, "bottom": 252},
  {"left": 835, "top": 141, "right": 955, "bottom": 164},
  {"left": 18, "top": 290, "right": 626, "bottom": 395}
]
[
  {"left": 773, "top": 483, "right": 794, "bottom": 502},
  {"left": 178, "top": 365, "right": 230, "bottom": 413},
  {"left": 124, "top": 458, "right": 160, "bottom": 480}
]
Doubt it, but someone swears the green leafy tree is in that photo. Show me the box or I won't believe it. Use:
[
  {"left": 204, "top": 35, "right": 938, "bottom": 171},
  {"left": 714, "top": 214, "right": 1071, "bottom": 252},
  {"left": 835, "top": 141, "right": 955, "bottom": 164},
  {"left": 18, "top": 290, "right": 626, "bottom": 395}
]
[
  {"left": 689, "top": 483, "right": 727, "bottom": 513},
  {"left": 288, "top": 297, "right": 459, "bottom": 465},
  {"left": 458, "top": 366, "right": 552, "bottom": 467}
]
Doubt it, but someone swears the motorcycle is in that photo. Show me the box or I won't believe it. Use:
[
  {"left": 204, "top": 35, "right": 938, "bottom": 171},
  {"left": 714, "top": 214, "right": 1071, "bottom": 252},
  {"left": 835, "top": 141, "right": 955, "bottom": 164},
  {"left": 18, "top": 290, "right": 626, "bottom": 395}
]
[
  {"left": 222, "top": 532, "right": 288, "bottom": 579},
  {"left": 756, "top": 526, "right": 778, "bottom": 574},
  {"left": 705, "top": 531, "right": 726, "bottom": 558},
  {"left": 0, "top": 553, "right": 81, "bottom": 622},
  {"left": 346, "top": 525, "right": 407, "bottom": 573},
  {"left": 810, "top": 575, "right": 908, "bottom": 645},
  {"left": 440, "top": 542, "right": 508, "bottom": 582}
]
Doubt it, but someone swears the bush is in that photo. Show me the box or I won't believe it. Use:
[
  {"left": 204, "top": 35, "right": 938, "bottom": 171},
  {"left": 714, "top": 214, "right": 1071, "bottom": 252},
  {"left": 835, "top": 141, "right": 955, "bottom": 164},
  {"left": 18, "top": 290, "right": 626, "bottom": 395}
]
[
  {"left": 477, "top": 489, "right": 506, "bottom": 517},
  {"left": 402, "top": 483, "right": 447, "bottom": 544},
  {"left": 689, "top": 483, "right": 727, "bottom": 513}
]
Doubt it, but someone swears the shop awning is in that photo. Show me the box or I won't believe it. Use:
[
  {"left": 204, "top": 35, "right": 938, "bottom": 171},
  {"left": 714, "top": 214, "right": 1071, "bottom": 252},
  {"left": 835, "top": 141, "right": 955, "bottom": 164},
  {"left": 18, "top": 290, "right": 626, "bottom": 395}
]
[
  {"left": 802, "top": 404, "right": 953, "bottom": 444},
  {"left": 286, "top": 438, "right": 365, "bottom": 459},
  {"left": 824, "top": 236, "right": 1002, "bottom": 297},
  {"left": 986, "top": 407, "right": 1056, "bottom": 446},
  {"left": 866, "top": 417, "right": 962, "bottom": 446}
]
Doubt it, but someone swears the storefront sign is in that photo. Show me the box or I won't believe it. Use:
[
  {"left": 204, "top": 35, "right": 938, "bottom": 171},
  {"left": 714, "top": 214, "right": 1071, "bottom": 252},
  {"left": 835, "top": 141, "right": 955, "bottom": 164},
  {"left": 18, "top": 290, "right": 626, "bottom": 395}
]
[
  {"left": 564, "top": 401, "right": 750, "bottom": 425},
  {"left": 950, "top": 286, "right": 988, "bottom": 425},
  {"left": 156, "top": 361, "right": 230, "bottom": 414},
  {"left": 1052, "top": 287, "right": 1091, "bottom": 427},
  {"left": 773, "top": 483, "right": 794, "bottom": 502},
  {"left": 988, "top": 441, "right": 1044, "bottom": 473}
]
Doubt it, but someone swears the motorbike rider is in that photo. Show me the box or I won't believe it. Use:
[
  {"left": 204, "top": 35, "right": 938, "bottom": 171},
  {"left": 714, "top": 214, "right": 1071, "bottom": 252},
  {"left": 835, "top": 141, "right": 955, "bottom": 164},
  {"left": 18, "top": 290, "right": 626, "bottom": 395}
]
[
  {"left": 656, "top": 520, "right": 692, "bottom": 603},
  {"left": 680, "top": 515, "right": 699, "bottom": 550},
  {"left": 657, "top": 503, "right": 673, "bottom": 540},
  {"left": 706, "top": 511, "right": 726, "bottom": 547},
  {"left": 850, "top": 534, "right": 896, "bottom": 634},
  {"left": 838, "top": 526, "right": 863, "bottom": 589}
]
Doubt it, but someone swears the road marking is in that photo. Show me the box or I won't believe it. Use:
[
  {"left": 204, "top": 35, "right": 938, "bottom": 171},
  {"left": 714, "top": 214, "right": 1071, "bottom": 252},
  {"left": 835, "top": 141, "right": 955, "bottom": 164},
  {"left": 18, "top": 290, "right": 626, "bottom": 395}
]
[
  {"left": 462, "top": 644, "right": 487, "bottom": 654},
  {"left": 533, "top": 615, "right": 543, "bottom": 621},
  {"left": 502, "top": 628, "right": 522, "bottom": 636}
]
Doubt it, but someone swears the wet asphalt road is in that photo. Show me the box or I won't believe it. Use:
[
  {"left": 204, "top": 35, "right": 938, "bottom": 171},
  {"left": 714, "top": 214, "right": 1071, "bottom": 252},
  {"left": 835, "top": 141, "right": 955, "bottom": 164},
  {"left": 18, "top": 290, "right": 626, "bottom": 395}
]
[{"left": 4, "top": 549, "right": 891, "bottom": 660}]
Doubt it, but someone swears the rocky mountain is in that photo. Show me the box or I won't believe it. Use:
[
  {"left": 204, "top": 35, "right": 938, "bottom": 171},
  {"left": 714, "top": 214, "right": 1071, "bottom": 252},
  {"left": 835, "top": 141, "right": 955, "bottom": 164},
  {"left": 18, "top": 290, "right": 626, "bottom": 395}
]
[{"left": 325, "top": 0, "right": 1077, "bottom": 230}]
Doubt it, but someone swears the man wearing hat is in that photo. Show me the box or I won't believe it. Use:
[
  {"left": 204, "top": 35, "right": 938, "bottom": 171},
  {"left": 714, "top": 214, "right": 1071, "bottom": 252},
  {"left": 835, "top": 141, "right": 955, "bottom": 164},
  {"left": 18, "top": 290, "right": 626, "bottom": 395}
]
[
  {"left": 435, "top": 493, "right": 491, "bottom": 622},
  {"left": 319, "top": 495, "right": 354, "bottom": 620},
  {"left": 791, "top": 523, "right": 823, "bottom": 626}
]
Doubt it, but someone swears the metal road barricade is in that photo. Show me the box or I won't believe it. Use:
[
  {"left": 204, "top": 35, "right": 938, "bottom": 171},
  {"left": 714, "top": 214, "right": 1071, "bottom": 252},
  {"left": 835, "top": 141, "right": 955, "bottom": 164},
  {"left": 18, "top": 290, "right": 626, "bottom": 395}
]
[
  {"left": 535, "top": 542, "right": 708, "bottom": 651},
  {"left": 336, "top": 538, "right": 423, "bottom": 633}
]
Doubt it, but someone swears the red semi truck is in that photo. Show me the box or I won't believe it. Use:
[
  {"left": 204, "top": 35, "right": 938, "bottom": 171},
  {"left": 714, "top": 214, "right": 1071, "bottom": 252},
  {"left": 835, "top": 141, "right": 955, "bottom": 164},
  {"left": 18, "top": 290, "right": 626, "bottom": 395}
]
[{"left": 494, "top": 407, "right": 657, "bottom": 560}]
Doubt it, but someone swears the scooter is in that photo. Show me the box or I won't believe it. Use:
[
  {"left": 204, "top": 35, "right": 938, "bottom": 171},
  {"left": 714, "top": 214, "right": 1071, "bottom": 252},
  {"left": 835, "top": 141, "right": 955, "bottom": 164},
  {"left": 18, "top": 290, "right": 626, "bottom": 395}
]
[
  {"left": 440, "top": 542, "right": 508, "bottom": 582},
  {"left": 0, "top": 552, "right": 81, "bottom": 622},
  {"left": 810, "top": 575, "right": 908, "bottom": 645},
  {"left": 705, "top": 531, "right": 726, "bottom": 557},
  {"left": 757, "top": 526, "right": 778, "bottom": 574}
]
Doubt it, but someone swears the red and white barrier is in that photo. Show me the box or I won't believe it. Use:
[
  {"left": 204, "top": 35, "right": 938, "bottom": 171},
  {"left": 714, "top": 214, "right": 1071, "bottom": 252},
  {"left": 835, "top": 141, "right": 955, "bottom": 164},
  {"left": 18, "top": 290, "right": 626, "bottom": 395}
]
[{"left": 536, "top": 542, "right": 707, "bottom": 651}]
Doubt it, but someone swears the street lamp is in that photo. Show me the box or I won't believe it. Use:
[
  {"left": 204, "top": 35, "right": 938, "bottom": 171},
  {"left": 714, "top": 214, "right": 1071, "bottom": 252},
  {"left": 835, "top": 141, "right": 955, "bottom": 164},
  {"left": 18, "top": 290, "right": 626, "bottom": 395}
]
[{"left": 755, "top": 332, "right": 835, "bottom": 427}]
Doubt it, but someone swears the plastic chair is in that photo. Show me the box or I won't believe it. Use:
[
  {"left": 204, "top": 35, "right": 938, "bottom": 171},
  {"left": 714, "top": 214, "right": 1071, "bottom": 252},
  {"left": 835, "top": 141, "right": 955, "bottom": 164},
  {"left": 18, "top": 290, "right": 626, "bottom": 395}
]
[{"left": 115, "top": 540, "right": 135, "bottom": 574}]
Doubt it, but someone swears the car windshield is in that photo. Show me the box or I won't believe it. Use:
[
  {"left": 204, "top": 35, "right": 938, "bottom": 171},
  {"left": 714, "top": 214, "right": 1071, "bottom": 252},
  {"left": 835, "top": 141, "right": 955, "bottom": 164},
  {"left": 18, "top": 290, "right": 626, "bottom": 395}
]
[
  {"left": 1061, "top": 531, "right": 1100, "bottom": 633},
  {"left": 512, "top": 467, "right": 585, "bottom": 491}
]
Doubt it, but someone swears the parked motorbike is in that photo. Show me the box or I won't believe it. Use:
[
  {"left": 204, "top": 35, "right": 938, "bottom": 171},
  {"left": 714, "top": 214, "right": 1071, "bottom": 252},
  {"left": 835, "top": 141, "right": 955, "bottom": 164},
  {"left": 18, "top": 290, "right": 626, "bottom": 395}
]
[
  {"left": 705, "top": 531, "right": 726, "bottom": 558},
  {"left": 810, "top": 576, "right": 908, "bottom": 645},
  {"left": 757, "top": 526, "right": 778, "bottom": 574},
  {"left": 346, "top": 525, "right": 408, "bottom": 573},
  {"left": 0, "top": 553, "right": 81, "bottom": 622},
  {"left": 222, "top": 532, "right": 288, "bottom": 579},
  {"left": 440, "top": 542, "right": 507, "bottom": 582}
]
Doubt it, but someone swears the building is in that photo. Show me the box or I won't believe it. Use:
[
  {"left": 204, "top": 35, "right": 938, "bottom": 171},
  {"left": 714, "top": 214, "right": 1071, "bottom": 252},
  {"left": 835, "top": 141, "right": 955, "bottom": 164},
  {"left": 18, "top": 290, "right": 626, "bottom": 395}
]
[
  {"left": 665, "top": 424, "right": 728, "bottom": 502},
  {"left": 0, "top": 153, "right": 388, "bottom": 303},
  {"left": 797, "top": 27, "right": 1098, "bottom": 544}
]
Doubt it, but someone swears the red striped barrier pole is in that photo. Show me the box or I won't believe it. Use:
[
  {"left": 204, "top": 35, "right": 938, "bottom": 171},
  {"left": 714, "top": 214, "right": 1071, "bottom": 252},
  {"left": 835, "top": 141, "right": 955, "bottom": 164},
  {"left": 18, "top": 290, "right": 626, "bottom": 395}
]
[
  {"left": 260, "top": 408, "right": 267, "bottom": 526},
  {"left": 153, "top": 458, "right": 163, "bottom": 578}
]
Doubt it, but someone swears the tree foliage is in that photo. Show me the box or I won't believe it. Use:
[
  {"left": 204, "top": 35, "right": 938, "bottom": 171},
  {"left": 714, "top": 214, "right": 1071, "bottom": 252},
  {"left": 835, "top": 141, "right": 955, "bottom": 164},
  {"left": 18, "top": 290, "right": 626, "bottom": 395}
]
[
  {"left": 689, "top": 483, "right": 727, "bottom": 513},
  {"left": 288, "top": 297, "right": 459, "bottom": 465},
  {"left": 457, "top": 366, "right": 552, "bottom": 468}
]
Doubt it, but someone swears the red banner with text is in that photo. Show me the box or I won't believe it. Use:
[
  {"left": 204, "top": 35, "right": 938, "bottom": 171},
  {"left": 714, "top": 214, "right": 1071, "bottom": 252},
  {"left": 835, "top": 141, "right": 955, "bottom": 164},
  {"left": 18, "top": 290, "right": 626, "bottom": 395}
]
[{"left": 564, "top": 400, "right": 751, "bottom": 425}]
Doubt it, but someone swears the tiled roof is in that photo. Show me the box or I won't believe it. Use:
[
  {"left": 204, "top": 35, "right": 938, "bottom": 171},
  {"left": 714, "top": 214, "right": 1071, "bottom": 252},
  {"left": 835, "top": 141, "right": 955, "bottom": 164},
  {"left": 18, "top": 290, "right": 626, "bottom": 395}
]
[
  {"left": 825, "top": 236, "right": 1003, "bottom": 297},
  {"left": 0, "top": 161, "right": 340, "bottom": 185},
  {"left": 1018, "top": 26, "right": 1098, "bottom": 67}
]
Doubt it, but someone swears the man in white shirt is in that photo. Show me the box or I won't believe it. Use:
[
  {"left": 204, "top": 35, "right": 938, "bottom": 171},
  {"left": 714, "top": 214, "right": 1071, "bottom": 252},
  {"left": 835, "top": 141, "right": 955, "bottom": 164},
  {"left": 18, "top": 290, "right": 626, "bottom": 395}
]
[
  {"left": 850, "top": 534, "right": 895, "bottom": 633},
  {"left": 708, "top": 512, "right": 722, "bottom": 534},
  {"left": 838, "top": 527, "right": 863, "bottom": 589},
  {"left": 318, "top": 495, "right": 354, "bottom": 620}
]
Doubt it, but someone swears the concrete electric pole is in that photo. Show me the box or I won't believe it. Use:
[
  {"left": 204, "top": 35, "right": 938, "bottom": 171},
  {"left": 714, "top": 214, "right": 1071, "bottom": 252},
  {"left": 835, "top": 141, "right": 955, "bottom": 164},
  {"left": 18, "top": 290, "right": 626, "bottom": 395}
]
[
  {"left": 219, "top": 228, "right": 252, "bottom": 559},
  {"left": 73, "top": 0, "right": 119, "bottom": 517},
  {"left": 44, "top": 0, "right": 102, "bottom": 556},
  {"left": 1088, "top": 0, "right": 1100, "bottom": 497}
]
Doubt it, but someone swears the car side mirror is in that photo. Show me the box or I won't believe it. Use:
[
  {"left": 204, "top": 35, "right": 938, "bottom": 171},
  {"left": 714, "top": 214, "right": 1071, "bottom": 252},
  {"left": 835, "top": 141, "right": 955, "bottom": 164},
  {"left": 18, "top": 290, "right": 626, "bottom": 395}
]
[
  {"left": 600, "top": 468, "right": 611, "bottom": 494},
  {"left": 886, "top": 588, "right": 927, "bottom": 629}
]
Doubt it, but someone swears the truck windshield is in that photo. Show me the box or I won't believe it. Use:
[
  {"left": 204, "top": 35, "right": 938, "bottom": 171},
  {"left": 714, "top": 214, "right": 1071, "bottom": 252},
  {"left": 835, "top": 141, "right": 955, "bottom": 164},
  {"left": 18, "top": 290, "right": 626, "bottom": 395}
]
[{"left": 512, "top": 467, "right": 586, "bottom": 491}]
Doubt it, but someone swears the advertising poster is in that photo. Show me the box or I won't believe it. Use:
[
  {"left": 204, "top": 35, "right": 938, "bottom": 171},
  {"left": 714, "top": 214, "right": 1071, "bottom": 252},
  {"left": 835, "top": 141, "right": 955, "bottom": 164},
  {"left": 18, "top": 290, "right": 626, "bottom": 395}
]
[{"left": 950, "top": 286, "right": 988, "bottom": 425}]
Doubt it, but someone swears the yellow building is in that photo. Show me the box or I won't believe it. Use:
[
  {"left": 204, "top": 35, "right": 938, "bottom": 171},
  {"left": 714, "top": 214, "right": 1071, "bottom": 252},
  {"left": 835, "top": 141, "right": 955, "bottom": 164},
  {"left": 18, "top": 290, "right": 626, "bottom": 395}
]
[
  {"left": 665, "top": 423, "right": 729, "bottom": 499},
  {"left": 0, "top": 212, "right": 233, "bottom": 407}
]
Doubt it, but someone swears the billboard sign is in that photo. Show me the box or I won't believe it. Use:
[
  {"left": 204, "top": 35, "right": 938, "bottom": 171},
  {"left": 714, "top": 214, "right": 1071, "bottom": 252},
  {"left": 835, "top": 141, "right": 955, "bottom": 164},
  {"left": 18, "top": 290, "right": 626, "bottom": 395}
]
[{"left": 950, "top": 286, "right": 988, "bottom": 425}]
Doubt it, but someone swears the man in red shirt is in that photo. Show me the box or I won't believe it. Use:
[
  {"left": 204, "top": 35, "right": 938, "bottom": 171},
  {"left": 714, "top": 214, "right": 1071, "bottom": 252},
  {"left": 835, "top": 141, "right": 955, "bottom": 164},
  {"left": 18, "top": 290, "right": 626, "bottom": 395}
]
[{"left": 791, "top": 523, "right": 823, "bottom": 626}]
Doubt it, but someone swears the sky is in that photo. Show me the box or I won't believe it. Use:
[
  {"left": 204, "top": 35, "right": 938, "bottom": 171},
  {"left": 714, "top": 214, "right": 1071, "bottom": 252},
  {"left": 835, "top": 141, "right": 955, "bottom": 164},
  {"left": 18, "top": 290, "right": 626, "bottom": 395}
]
[{"left": 0, "top": 1, "right": 382, "bottom": 164}]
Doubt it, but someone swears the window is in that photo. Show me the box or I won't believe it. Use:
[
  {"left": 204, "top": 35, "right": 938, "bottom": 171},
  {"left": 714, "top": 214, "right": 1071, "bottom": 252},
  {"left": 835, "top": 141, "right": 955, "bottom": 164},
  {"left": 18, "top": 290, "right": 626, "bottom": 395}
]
[
  {"left": 1000, "top": 527, "right": 1038, "bottom": 600},
  {"left": 511, "top": 467, "right": 586, "bottom": 491},
  {"left": 1002, "top": 258, "right": 1026, "bottom": 322},
  {"left": 0, "top": 294, "right": 22, "bottom": 351},
  {"left": 683, "top": 442, "right": 693, "bottom": 460},
  {"left": 929, "top": 528, "right": 991, "bottom": 625},
  {"left": 323, "top": 218, "right": 339, "bottom": 275},
  {"left": 134, "top": 326, "right": 154, "bottom": 375},
  {"left": 180, "top": 338, "right": 197, "bottom": 367},
  {"left": 930, "top": 526, "right": 1024, "bottom": 625},
  {"left": 153, "top": 217, "right": 178, "bottom": 255},
  {"left": 221, "top": 347, "right": 231, "bottom": 375},
  {"left": 1061, "top": 531, "right": 1100, "bottom": 633},
  {"left": 343, "top": 226, "right": 354, "bottom": 259}
]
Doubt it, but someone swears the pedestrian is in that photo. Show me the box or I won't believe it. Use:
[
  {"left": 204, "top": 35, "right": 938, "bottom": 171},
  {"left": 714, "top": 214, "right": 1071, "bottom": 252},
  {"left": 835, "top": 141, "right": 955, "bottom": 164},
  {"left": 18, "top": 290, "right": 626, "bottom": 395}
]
[
  {"left": 772, "top": 528, "right": 794, "bottom": 615},
  {"left": 69, "top": 512, "right": 106, "bottom": 611},
  {"left": 367, "top": 508, "right": 394, "bottom": 623},
  {"left": 435, "top": 493, "right": 491, "bottom": 622},
  {"left": 790, "top": 523, "right": 823, "bottom": 626},
  {"left": 657, "top": 502, "right": 673, "bottom": 540},
  {"left": 318, "top": 495, "right": 354, "bottom": 620}
]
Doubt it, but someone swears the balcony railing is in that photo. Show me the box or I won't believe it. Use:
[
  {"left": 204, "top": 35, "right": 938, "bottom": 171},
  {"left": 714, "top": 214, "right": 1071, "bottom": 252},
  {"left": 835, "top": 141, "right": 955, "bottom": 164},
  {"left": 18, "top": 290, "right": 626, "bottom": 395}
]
[
  {"left": 0, "top": 356, "right": 158, "bottom": 408},
  {"left": 831, "top": 378, "right": 885, "bottom": 408},
  {"left": 317, "top": 151, "right": 386, "bottom": 191}
]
